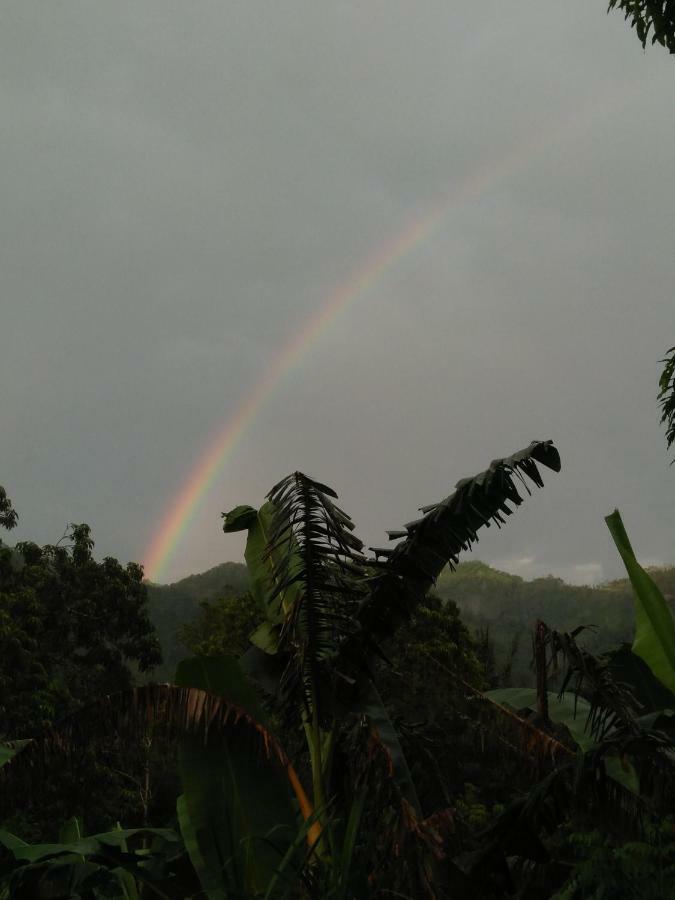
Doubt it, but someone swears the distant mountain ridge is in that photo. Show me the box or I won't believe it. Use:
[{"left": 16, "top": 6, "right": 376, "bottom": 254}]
[
  {"left": 146, "top": 561, "right": 249, "bottom": 599},
  {"left": 145, "top": 558, "right": 675, "bottom": 682}
]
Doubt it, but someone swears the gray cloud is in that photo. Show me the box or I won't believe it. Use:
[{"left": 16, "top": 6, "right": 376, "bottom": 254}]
[{"left": 2, "top": 1, "right": 674, "bottom": 585}]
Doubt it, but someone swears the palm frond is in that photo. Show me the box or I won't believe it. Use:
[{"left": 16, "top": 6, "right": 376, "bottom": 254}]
[
  {"left": 536, "top": 624, "right": 675, "bottom": 807},
  {"left": 266, "top": 473, "right": 367, "bottom": 718},
  {"left": 540, "top": 624, "right": 642, "bottom": 742},
  {"left": 359, "top": 440, "right": 560, "bottom": 645},
  {"left": 659, "top": 345, "right": 675, "bottom": 459}
]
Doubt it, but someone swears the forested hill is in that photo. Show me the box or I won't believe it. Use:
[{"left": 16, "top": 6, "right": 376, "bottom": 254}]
[
  {"left": 145, "top": 558, "right": 675, "bottom": 683},
  {"left": 436, "top": 560, "right": 675, "bottom": 684},
  {"left": 436, "top": 559, "right": 675, "bottom": 622},
  {"left": 146, "top": 561, "right": 249, "bottom": 678}
]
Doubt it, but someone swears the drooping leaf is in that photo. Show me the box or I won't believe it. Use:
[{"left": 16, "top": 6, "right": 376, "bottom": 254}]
[
  {"left": 606, "top": 509, "right": 675, "bottom": 695},
  {"left": 357, "top": 440, "right": 560, "bottom": 647},
  {"left": 486, "top": 687, "right": 594, "bottom": 751},
  {"left": 484, "top": 692, "right": 644, "bottom": 794},
  {"left": 174, "top": 655, "right": 314, "bottom": 818},
  {"left": 223, "top": 500, "right": 303, "bottom": 631},
  {"left": 0, "top": 683, "right": 304, "bottom": 825},
  {"left": 462, "top": 679, "right": 574, "bottom": 773},
  {"left": 174, "top": 655, "right": 270, "bottom": 725}
]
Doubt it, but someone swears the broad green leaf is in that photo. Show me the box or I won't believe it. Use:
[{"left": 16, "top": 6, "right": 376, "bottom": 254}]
[
  {"left": 250, "top": 620, "right": 282, "bottom": 655},
  {"left": 176, "top": 791, "right": 226, "bottom": 900},
  {"left": 486, "top": 688, "right": 594, "bottom": 751},
  {"left": 178, "top": 733, "right": 297, "bottom": 899},
  {"left": 223, "top": 500, "right": 302, "bottom": 627},
  {"left": 0, "top": 827, "right": 173, "bottom": 900},
  {"left": 606, "top": 509, "right": 675, "bottom": 695},
  {"left": 0, "top": 827, "right": 179, "bottom": 863},
  {"left": 0, "top": 830, "right": 29, "bottom": 852},
  {"left": 175, "top": 656, "right": 301, "bottom": 897}
]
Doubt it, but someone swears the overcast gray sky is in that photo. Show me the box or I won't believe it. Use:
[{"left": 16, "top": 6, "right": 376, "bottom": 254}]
[{"left": 2, "top": 2, "right": 674, "bottom": 586}]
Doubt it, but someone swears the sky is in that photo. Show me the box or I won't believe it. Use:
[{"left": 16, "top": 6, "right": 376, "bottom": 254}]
[{"left": 2, "top": 1, "right": 674, "bottom": 587}]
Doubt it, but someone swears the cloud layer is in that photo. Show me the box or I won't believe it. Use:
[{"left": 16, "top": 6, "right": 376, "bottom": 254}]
[{"left": 2, "top": 2, "right": 674, "bottom": 584}]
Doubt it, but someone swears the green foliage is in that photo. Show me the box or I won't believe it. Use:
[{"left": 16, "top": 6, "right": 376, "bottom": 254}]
[
  {"left": 0, "top": 488, "right": 17, "bottom": 532},
  {"left": 555, "top": 826, "right": 675, "bottom": 899},
  {"left": 178, "top": 592, "right": 262, "bottom": 658},
  {"left": 437, "top": 561, "right": 649, "bottom": 688},
  {"left": 375, "top": 595, "right": 488, "bottom": 808},
  {"left": 0, "top": 820, "right": 184, "bottom": 900},
  {"left": 0, "top": 523, "right": 161, "bottom": 739},
  {"left": 146, "top": 561, "right": 249, "bottom": 679},
  {"left": 608, "top": 0, "right": 675, "bottom": 54},
  {"left": 174, "top": 658, "right": 301, "bottom": 899},
  {"left": 660, "top": 346, "right": 675, "bottom": 459},
  {"left": 606, "top": 509, "right": 675, "bottom": 695}
]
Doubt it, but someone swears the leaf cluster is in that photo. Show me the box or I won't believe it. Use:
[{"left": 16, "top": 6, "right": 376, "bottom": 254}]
[
  {"left": 659, "top": 346, "right": 675, "bottom": 460},
  {"left": 608, "top": 0, "right": 675, "bottom": 53}
]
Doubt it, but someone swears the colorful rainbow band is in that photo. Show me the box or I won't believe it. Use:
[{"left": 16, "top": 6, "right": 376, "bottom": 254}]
[{"left": 142, "top": 86, "right": 627, "bottom": 583}]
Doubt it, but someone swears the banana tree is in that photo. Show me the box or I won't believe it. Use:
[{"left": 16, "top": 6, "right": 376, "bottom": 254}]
[{"left": 219, "top": 441, "right": 560, "bottom": 892}]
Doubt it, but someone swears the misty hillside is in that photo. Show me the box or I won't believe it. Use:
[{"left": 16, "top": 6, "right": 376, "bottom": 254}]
[
  {"left": 146, "top": 561, "right": 249, "bottom": 678},
  {"left": 146, "top": 557, "right": 675, "bottom": 683}
]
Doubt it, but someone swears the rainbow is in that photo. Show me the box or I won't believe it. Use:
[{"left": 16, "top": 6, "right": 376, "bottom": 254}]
[{"left": 142, "top": 88, "right": 624, "bottom": 583}]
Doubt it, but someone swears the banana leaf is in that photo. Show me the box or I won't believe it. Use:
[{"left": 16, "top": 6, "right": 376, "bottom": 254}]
[
  {"left": 0, "top": 825, "right": 179, "bottom": 900},
  {"left": 606, "top": 509, "right": 675, "bottom": 695},
  {"left": 486, "top": 688, "right": 594, "bottom": 751},
  {"left": 223, "top": 501, "right": 303, "bottom": 639},
  {"left": 174, "top": 657, "right": 308, "bottom": 898},
  {"left": 486, "top": 688, "right": 641, "bottom": 794},
  {"left": 359, "top": 441, "right": 560, "bottom": 645}
]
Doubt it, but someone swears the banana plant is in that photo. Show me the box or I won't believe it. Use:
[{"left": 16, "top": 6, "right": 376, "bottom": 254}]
[{"left": 219, "top": 442, "right": 560, "bottom": 893}]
